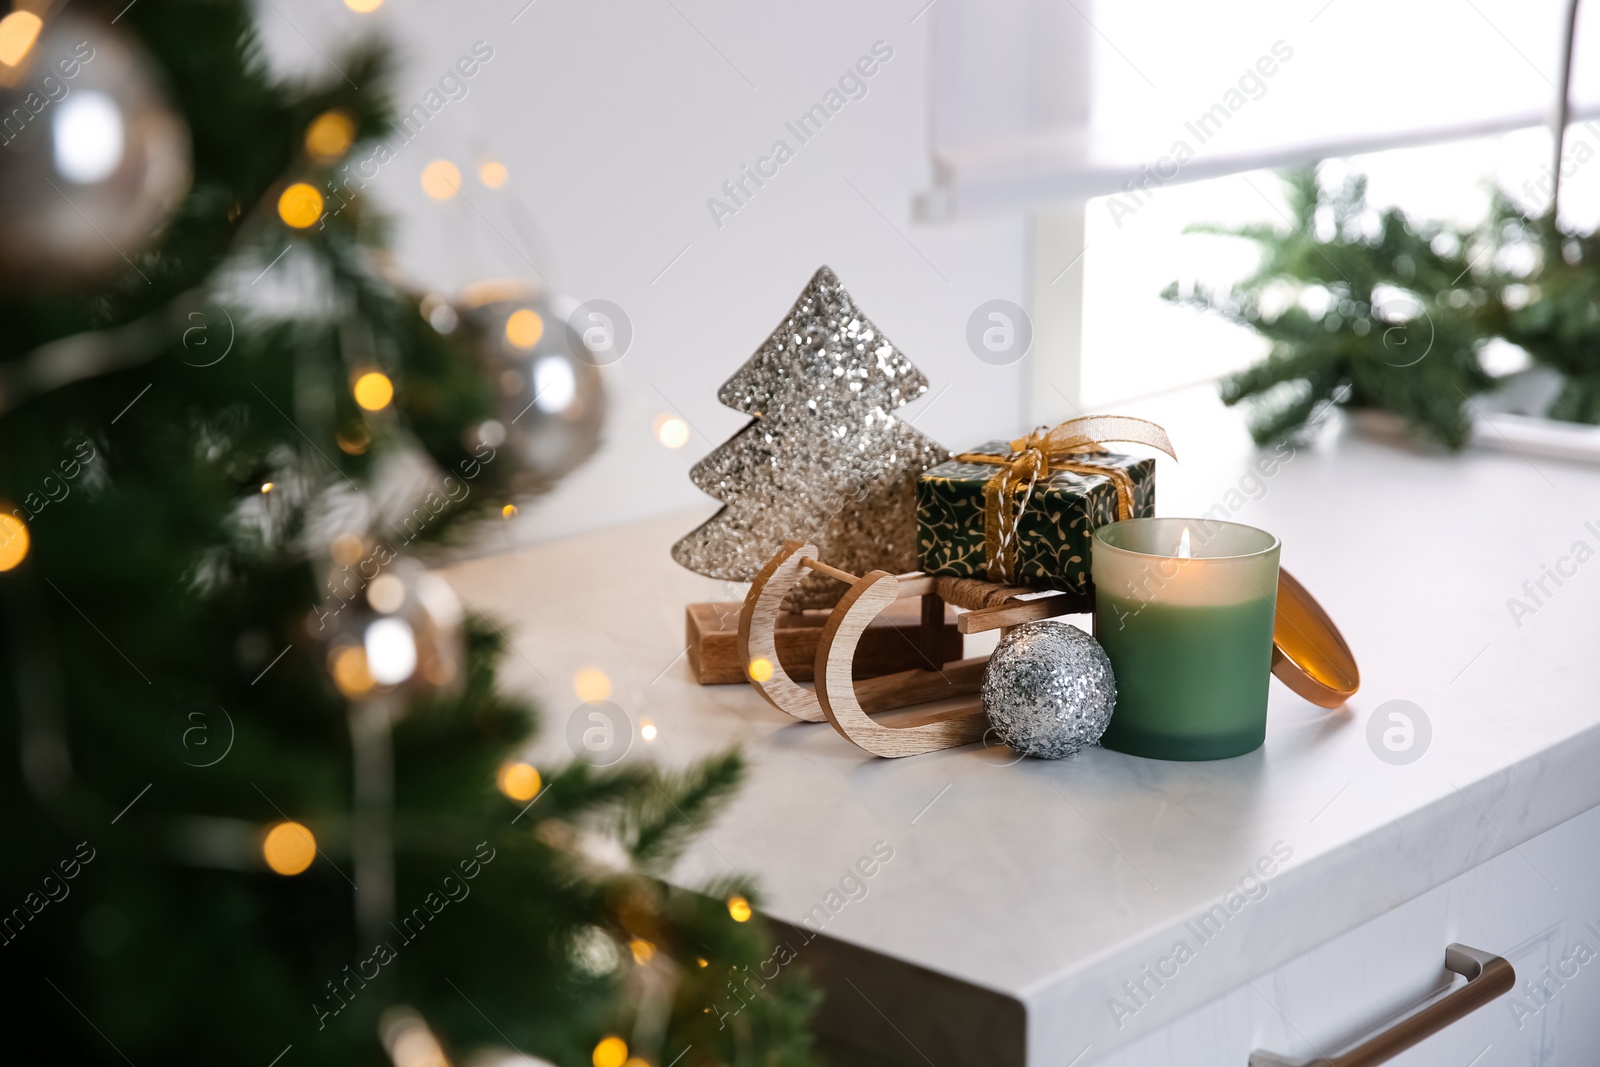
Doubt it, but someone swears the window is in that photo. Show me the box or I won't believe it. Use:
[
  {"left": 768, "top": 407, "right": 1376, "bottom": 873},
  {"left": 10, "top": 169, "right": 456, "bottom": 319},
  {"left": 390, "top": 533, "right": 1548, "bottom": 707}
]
[
  {"left": 925, "top": 0, "right": 1598, "bottom": 218},
  {"left": 923, "top": 0, "right": 1598, "bottom": 407},
  {"left": 1079, "top": 124, "right": 1600, "bottom": 406}
]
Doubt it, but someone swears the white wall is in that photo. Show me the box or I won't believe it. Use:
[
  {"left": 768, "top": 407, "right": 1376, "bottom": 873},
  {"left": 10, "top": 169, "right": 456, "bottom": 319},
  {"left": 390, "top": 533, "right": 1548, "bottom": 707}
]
[{"left": 254, "top": 0, "right": 1033, "bottom": 546}]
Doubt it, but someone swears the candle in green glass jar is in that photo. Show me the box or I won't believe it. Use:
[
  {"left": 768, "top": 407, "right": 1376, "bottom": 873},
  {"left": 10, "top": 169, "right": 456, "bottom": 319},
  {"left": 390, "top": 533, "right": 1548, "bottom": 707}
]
[{"left": 1092, "top": 518, "right": 1280, "bottom": 761}]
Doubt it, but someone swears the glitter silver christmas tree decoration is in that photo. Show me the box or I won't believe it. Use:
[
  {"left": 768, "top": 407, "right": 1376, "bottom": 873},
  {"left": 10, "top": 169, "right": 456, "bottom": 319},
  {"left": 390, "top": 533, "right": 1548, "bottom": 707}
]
[{"left": 672, "top": 265, "right": 949, "bottom": 607}]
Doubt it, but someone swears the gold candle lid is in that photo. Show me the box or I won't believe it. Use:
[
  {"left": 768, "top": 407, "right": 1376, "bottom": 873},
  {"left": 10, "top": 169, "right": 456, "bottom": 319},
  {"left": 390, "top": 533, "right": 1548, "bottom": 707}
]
[{"left": 1271, "top": 569, "right": 1360, "bottom": 708}]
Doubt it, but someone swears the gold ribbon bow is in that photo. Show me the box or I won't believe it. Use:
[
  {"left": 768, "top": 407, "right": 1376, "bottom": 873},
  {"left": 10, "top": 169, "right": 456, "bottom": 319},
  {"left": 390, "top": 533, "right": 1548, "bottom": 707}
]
[{"left": 953, "top": 415, "right": 1178, "bottom": 584}]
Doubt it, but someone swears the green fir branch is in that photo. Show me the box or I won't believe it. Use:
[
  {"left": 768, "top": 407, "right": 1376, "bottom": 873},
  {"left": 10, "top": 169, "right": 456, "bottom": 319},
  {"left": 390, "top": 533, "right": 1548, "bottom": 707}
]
[
  {"left": 622, "top": 750, "right": 747, "bottom": 872},
  {"left": 1167, "top": 165, "right": 1493, "bottom": 448}
]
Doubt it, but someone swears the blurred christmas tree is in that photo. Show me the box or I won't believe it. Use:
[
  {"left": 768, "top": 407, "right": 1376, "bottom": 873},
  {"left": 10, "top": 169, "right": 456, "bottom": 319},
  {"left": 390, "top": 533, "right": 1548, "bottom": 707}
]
[
  {"left": 0, "top": 3, "right": 816, "bottom": 1065},
  {"left": 1164, "top": 167, "right": 1493, "bottom": 448}
]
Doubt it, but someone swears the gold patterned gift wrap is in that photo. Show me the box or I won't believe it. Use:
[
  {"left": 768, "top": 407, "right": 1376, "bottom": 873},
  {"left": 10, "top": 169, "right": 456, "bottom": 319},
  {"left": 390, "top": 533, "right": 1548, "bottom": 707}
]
[{"left": 916, "top": 444, "right": 1156, "bottom": 593}]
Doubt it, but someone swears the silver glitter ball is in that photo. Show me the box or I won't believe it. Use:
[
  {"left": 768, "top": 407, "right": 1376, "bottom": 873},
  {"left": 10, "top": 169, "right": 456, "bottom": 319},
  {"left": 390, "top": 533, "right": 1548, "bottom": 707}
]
[{"left": 981, "top": 622, "right": 1116, "bottom": 760}]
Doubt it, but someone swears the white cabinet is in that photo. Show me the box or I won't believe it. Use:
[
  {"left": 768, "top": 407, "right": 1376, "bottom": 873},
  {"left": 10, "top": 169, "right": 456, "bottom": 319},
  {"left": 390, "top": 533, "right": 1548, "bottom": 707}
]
[{"left": 1094, "top": 804, "right": 1600, "bottom": 1066}]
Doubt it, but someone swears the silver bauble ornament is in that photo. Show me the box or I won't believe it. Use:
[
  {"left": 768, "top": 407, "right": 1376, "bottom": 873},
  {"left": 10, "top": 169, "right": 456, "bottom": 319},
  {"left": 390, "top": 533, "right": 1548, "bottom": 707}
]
[
  {"left": 455, "top": 279, "right": 605, "bottom": 494},
  {"left": 315, "top": 553, "right": 466, "bottom": 700},
  {"left": 981, "top": 622, "right": 1116, "bottom": 759},
  {"left": 0, "top": 8, "right": 191, "bottom": 290}
]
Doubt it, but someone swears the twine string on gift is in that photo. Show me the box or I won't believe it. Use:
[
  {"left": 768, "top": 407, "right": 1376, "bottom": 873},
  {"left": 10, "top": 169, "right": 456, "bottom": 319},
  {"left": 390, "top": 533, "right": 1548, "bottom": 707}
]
[{"left": 954, "top": 415, "right": 1178, "bottom": 584}]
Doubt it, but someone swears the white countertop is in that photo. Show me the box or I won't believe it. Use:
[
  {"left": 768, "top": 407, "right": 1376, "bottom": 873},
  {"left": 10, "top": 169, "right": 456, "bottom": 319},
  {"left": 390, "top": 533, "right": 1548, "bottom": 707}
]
[{"left": 442, "top": 393, "right": 1600, "bottom": 1064}]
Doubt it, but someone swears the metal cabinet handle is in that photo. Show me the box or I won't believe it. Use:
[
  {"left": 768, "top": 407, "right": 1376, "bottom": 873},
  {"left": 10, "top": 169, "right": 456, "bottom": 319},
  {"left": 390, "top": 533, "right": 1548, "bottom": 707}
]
[{"left": 1248, "top": 943, "right": 1514, "bottom": 1067}]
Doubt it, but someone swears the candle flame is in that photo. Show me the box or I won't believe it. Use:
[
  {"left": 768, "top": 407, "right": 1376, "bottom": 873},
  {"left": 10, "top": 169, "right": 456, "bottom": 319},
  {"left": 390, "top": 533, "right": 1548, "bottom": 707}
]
[{"left": 1177, "top": 526, "right": 1192, "bottom": 559}]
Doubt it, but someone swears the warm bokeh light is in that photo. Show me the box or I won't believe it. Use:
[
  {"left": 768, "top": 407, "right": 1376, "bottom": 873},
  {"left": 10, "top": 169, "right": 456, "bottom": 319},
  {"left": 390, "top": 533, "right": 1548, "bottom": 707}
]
[
  {"left": 747, "top": 657, "right": 774, "bottom": 683},
  {"left": 366, "top": 573, "right": 405, "bottom": 614},
  {"left": 305, "top": 109, "right": 356, "bottom": 162},
  {"left": 344, "top": 0, "right": 384, "bottom": 11},
  {"left": 501, "top": 504, "right": 518, "bottom": 520},
  {"left": 504, "top": 308, "right": 544, "bottom": 350},
  {"left": 420, "top": 159, "right": 461, "bottom": 200},
  {"left": 0, "top": 11, "right": 43, "bottom": 68},
  {"left": 389, "top": 1024, "right": 448, "bottom": 1067},
  {"left": 497, "top": 761, "right": 541, "bottom": 802},
  {"left": 330, "top": 644, "right": 374, "bottom": 697},
  {"left": 727, "top": 895, "right": 752, "bottom": 922},
  {"left": 337, "top": 421, "right": 370, "bottom": 455},
  {"left": 0, "top": 513, "right": 29, "bottom": 572},
  {"left": 260, "top": 481, "right": 274, "bottom": 494},
  {"left": 277, "top": 182, "right": 324, "bottom": 228},
  {"left": 653, "top": 414, "right": 690, "bottom": 449},
  {"left": 331, "top": 532, "right": 365, "bottom": 566},
  {"left": 640, "top": 720, "right": 657, "bottom": 742},
  {"left": 262, "top": 821, "right": 317, "bottom": 875},
  {"left": 573, "top": 668, "right": 611, "bottom": 702},
  {"left": 696, "top": 956, "right": 709, "bottom": 968},
  {"left": 479, "top": 161, "right": 508, "bottom": 188},
  {"left": 592, "top": 1037, "right": 628, "bottom": 1067},
  {"left": 353, "top": 371, "right": 394, "bottom": 411},
  {"left": 629, "top": 939, "right": 655, "bottom": 965}
]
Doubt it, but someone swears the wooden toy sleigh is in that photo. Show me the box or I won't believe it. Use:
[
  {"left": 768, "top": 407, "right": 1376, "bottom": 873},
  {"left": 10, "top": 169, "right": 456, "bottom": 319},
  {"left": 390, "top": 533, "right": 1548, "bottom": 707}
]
[{"left": 736, "top": 541, "right": 1090, "bottom": 758}]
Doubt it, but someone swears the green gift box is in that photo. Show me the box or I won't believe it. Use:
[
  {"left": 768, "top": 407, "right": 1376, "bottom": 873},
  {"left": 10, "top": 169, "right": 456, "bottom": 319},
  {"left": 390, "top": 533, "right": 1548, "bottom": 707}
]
[{"left": 917, "top": 442, "right": 1156, "bottom": 593}]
